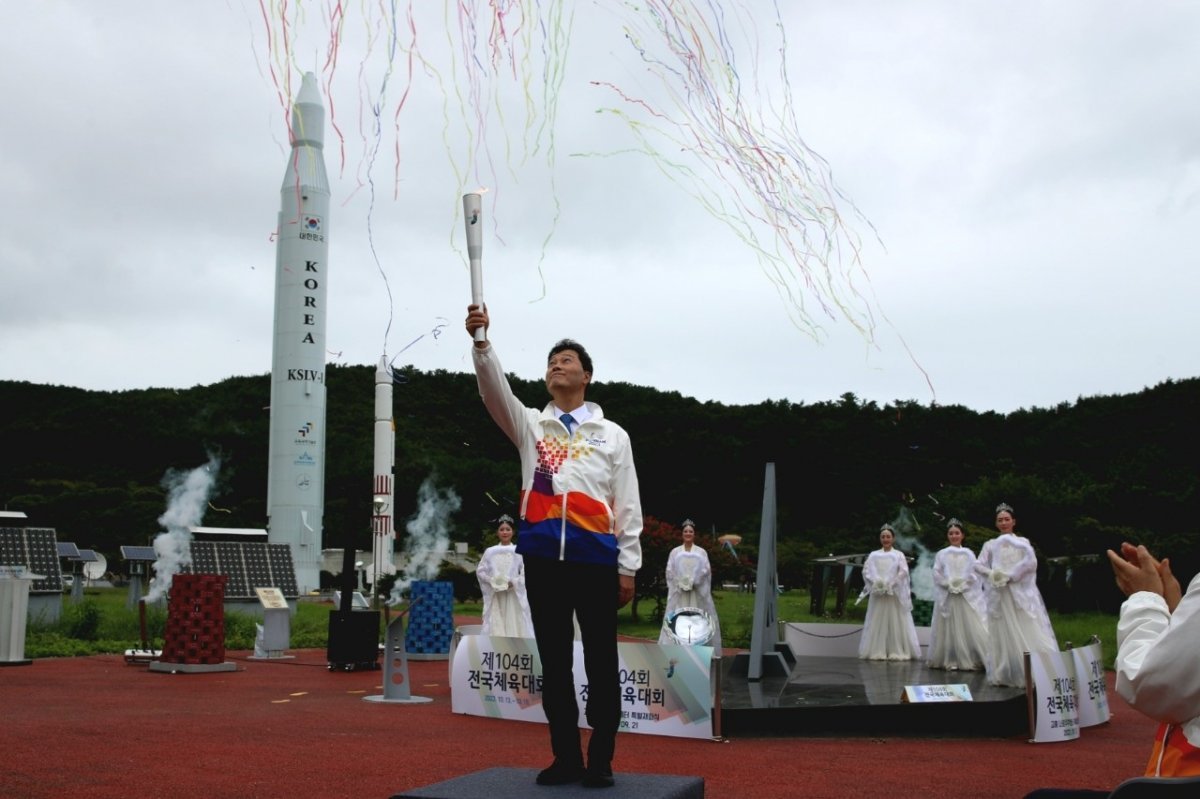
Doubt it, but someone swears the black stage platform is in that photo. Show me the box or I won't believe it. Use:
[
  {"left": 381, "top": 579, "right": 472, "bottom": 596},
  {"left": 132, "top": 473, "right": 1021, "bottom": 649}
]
[
  {"left": 719, "top": 654, "right": 1028, "bottom": 737},
  {"left": 392, "top": 767, "right": 704, "bottom": 798}
]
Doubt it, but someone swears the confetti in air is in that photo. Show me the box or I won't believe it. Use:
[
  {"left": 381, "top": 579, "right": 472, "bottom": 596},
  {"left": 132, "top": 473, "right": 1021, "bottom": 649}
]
[{"left": 245, "top": 1, "right": 931, "bottom": 396}]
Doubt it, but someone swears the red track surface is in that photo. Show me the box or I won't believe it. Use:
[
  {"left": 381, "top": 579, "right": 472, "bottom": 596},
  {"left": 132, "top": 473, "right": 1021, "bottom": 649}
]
[{"left": 1, "top": 646, "right": 1154, "bottom": 799}]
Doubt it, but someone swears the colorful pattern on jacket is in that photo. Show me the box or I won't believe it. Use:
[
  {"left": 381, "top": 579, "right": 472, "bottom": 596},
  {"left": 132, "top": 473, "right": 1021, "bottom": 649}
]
[
  {"left": 518, "top": 428, "right": 616, "bottom": 567},
  {"left": 1147, "top": 723, "right": 1200, "bottom": 777}
]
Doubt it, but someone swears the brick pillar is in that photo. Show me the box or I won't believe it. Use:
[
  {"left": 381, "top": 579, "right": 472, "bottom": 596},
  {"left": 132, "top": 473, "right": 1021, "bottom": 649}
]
[{"left": 161, "top": 574, "right": 228, "bottom": 665}]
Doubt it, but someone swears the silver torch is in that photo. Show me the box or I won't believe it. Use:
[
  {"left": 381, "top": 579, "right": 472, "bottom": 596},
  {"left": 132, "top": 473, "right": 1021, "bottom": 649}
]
[{"left": 462, "top": 192, "right": 485, "bottom": 343}]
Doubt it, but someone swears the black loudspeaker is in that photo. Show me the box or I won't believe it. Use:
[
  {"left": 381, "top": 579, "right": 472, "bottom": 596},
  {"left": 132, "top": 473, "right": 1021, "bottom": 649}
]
[{"left": 327, "top": 609, "right": 380, "bottom": 671}]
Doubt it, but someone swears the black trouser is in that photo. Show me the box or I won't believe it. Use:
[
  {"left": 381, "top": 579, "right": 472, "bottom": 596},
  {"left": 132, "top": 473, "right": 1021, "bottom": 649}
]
[{"left": 523, "top": 555, "right": 621, "bottom": 769}]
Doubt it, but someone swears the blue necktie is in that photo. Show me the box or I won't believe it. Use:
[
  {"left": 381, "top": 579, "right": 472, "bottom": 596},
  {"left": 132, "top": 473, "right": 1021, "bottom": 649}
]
[{"left": 560, "top": 413, "right": 576, "bottom": 436}]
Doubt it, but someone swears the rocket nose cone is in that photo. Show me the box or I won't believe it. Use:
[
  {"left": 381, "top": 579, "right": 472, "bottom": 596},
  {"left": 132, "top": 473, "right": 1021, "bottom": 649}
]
[
  {"left": 297, "top": 72, "right": 321, "bottom": 106},
  {"left": 290, "top": 71, "right": 326, "bottom": 148}
]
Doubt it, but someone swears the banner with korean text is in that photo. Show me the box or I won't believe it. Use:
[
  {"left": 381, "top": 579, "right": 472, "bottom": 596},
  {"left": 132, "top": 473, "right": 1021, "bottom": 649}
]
[
  {"left": 1028, "top": 650, "right": 1081, "bottom": 742},
  {"left": 1027, "top": 640, "right": 1111, "bottom": 743},
  {"left": 1069, "top": 640, "right": 1111, "bottom": 728},
  {"left": 450, "top": 633, "right": 714, "bottom": 739}
]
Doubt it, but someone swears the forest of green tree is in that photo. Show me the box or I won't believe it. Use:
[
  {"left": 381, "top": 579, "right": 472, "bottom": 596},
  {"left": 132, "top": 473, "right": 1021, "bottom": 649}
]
[{"left": 2, "top": 367, "right": 1196, "bottom": 609}]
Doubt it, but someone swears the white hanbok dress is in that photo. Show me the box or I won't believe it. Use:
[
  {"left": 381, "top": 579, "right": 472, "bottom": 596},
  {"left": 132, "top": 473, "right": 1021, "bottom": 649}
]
[
  {"left": 975, "top": 533, "right": 1058, "bottom": 687},
  {"left": 658, "top": 544, "right": 722, "bottom": 651},
  {"left": 927, "top": 545, "right": 989, "bottom": 670},
  {"left": 858, "top": 549, "right": 921, "bottom": 661},
  {"left": 475, "top": 543, "right": 533, "bottom": 637}
]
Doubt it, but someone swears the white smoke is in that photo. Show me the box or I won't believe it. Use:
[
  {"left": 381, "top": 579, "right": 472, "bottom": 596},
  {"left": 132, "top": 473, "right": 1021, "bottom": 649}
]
[
  {"left": 888, "top": 505, "right": 936, "bottom": 602},
  {"left": 144, "top": 457, "right": 220, "bottom": 603},
  {"left": 388, "top": 477, "right": 460, "bottom": 605}
]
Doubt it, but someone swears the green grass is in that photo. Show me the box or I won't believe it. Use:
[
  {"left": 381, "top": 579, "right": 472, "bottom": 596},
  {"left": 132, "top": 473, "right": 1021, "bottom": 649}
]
[
  {"left": 25, "top": 588, "right": 336, "bottom": 657},
  {"left": 25, "top": 587, "right": 1119, "bottom": 669},
  {"left": 1047, "top": 612, "right": 1117, "bottom": 669}
]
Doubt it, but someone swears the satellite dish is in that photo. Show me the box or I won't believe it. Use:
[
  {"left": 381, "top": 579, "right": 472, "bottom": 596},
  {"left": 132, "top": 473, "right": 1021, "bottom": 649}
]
[{"left": 83, "top": 553, "right": 108, "bottom": 581}]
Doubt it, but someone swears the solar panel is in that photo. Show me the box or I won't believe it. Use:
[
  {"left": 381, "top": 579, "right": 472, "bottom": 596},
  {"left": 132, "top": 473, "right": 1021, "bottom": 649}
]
[
  {"left": 120, "top": 545, "right": 157, "bottom": 561},
  {"left": 267, "top": 544, "right": 299, "bottom": 596},
  {"left": 57, "top": 542, "right": 81, "bottom": 559},
  {"left": 244, "top": 545, "right": 271, "bottom": 592},
  {"left": 0, "top": 529, "right": 22, "bottom": 564},
  {"left": 179, "top": 540, "right": 299, "bottom": 599},
  {"left": 0, "top": 527, "right": 65, "bottom": 593},
  {"left": 189, "top": 541, "right": 218, "bottom": 574},
  {"left": 75, "top": 549, "right": 99, "bottom": 563},
  {"left": 214, "top": 541, "right": 249, "bottom": 597}
]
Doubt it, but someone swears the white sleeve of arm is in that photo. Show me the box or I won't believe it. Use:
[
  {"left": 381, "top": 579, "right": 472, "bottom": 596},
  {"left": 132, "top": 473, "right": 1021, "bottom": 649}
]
[
  {"left": 472, "top": 344, "right": 531, "bottom": 445},
  {"left": 1008, "top": 543, "right": 1037, "bottom": 582},
  {"left": 612, "top": 432, "right": 643, "bottom": 576},
  {"left": 974, "top": 544, "right": 991, "bottom": 576},
  {"left": 1115, "top": 575, "right": 1200, "bottom": 724},
  {"left": 475, "top": 549, "right": 493, "bottom": 584},
  {"left": 863, "top": 554, "right": 878, "bottom": 584},
  {"left": 933, "top": 553, "right": 948, "bottom": 587}
]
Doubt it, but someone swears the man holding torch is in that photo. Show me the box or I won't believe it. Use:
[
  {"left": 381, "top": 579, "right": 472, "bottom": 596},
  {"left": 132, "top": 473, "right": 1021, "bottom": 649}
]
[{"left": 465, "top": 303, "right": 642, "bottom": 789}]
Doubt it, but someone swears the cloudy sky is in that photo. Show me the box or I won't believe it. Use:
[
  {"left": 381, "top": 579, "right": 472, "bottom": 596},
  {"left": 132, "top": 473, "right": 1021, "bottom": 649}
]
[{"left": 5, "top": 2, "right": 1198, "bottom": 414}]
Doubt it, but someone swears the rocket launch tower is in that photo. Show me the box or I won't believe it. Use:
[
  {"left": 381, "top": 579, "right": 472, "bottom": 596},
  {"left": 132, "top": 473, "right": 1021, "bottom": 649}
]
[{"left": 266, "top": 72, "right": 329, "bottom": 594}]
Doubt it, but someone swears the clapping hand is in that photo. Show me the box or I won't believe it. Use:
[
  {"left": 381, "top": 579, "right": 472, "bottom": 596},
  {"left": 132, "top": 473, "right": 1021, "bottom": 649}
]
[{"left": 1106, "top": 542, "right": 1180, "bottom": 609}]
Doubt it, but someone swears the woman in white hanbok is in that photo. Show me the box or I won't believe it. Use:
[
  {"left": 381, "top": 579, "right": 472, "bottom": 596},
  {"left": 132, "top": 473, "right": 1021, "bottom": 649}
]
[
  {"left": 927, "top": 518, "right": 989, "bottom": 670},
  {"left": 975, "top": 503, "right": 1058, "bottom": 687},
  {"left": 658, "top": 520, "right": 722, "bottom": 651},
  {"left": 858, "top": 525, "right": 921, "bottom": 661},
  {"left": 475, "top": 515, "right": 534, "bottom": 637}
]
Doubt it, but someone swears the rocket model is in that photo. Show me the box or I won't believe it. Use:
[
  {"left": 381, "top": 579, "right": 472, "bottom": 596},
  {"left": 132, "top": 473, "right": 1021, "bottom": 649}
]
[
  {"left": 371, "top": 356, "right": 397, "bottom": 592},
  {"left": 266, "top": 72, "right": 329, "bottom": 594}
]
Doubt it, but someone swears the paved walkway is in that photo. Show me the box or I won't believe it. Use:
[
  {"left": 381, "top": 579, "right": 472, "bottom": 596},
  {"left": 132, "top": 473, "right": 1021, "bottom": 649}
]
[{"left": 0, "top": 650, "right": 1155, "bottom": 798}]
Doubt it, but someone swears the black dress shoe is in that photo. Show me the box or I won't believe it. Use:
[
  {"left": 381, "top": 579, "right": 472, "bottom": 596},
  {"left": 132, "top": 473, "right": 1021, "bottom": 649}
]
[
  {"left": 582, "top": 766, "right": 614, "bottom": 789},
  {"left": 536, "top": 760, "right": 585, "bottom": 786}
]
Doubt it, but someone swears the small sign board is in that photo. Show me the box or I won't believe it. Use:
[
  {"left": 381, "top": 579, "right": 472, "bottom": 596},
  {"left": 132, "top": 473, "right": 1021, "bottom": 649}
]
[
  {"left": 255, "top": 587, "right": 288, "bottom": 609},
  {"left": 1028, "top": 650, "right": 1082, "bottom": 742},
  {"left": 1070, "top": 641, "right": 1111, "bottom": 728},
  {"left": 901, "top": 684, "right": 973, "bottom": 703}
]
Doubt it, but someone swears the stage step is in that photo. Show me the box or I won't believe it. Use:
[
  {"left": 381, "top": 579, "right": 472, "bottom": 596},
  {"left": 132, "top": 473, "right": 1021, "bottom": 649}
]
[{"left": 392, "top": 767, "right": 704, "bottom": 799}]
